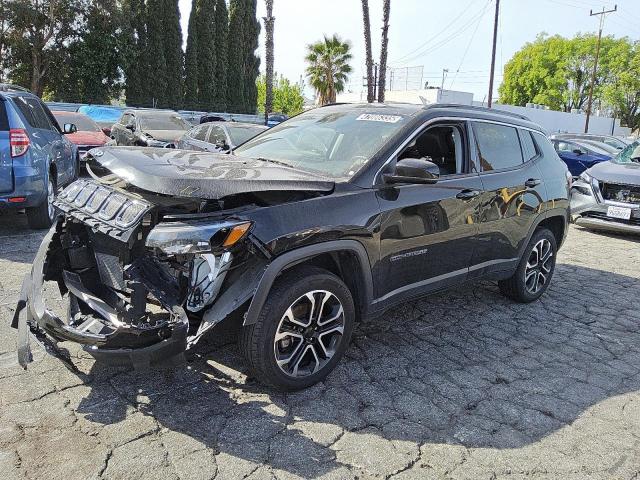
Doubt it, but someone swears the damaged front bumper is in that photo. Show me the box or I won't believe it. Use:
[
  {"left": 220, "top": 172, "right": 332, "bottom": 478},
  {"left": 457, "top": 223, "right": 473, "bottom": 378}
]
[
  {"left": 12, "top": 218, "right": 190, "bottom": 370},
  {"left": 571, "top": 174, "right": 640, "bottom": 234}
]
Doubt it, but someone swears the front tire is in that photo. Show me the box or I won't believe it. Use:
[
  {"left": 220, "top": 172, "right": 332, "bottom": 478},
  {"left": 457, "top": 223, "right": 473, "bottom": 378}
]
[
  {"left": 499, "top": 227, "right": 557, "bottom": 303},
  {"left": 240, "top": 266, "right": 355, "bottom": 391},
  {"left": 26, "top": 176, "right": 56, "bottom": 229}
]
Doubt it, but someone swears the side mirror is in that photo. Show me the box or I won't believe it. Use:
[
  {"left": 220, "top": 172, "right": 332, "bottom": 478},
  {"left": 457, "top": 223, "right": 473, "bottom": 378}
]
[
  {"left": 572, "top": 149, "right": 584, "bottom": 155},
  {"left": 101, "top": 127, "right": 111, "bottom": 136},
  {"left": 125, "top": 123, "right": 135, "bottom": 132},
  {"left": 63, "top": 123, "right": 77, "bottom": 134},
  {"left": 383, "top": 157, "right": 440, "bottom": 185}
]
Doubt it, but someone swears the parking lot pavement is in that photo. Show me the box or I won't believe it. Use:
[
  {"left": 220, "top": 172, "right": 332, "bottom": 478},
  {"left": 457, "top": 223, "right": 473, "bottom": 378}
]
[{"left": 1, "top": 214, "right": 639, "bottom": 480}]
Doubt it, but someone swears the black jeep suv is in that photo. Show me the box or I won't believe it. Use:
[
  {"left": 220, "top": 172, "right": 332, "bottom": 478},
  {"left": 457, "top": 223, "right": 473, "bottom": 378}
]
[{"left": 13, "top": 103, "right": 570, "bottom": 390}]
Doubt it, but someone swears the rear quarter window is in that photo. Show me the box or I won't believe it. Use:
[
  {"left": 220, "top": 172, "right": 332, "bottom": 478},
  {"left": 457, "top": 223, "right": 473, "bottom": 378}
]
[
  {"left": 14, "top": 96, "right": 54, "bottom": 130},
  {"left": 533, "top": 132, "right": 564, "bottom": 162},
  {"left": 0, "top": 101, "right": 8, "bottom": 131},
  {"left": 472, "top": 122, "right": 524, "bottom": 171}
]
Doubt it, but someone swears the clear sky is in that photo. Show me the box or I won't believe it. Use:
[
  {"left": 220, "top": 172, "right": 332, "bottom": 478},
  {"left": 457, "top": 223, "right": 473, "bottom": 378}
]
[{"left": 178, "top": 0, "right": 640, "bottom": 101}]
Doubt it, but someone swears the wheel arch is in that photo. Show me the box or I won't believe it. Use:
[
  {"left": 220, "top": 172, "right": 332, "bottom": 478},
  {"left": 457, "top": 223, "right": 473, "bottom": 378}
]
[
  {"left": 519, "top": 210, "right": 569, "bottom": 259},
  {"left": 243, "top": 240, "right": 374, "bottom": 326}
]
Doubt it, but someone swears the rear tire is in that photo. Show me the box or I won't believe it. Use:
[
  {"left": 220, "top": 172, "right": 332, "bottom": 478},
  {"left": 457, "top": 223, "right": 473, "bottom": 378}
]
[
  {"left": 239, "top": 266, "right": 355, "bottom": 391},
  {"left": 26, "top": 176, "right": 56, "bottom": 230},
  {"left": 499, "top": 227, "right": 557, "bottom": 303}
]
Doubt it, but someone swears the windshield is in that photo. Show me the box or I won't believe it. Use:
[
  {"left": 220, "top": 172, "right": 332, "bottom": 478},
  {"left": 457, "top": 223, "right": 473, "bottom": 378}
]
[
  {"left": 613, "top": 140, "right": 640, "bottom": 164},
  {"left": 54, "top": 113, "right": 100, "bottom": 132},
  {"left": 234, "top": 108, "right": 411, "bottom": 178},
  {"left": 227, "top": 125, "right": 266, "bottom": 145},
  {"left": 579, "top": 140, "right": 617, "bottom": 155},
  {"left": 575, "top": 141, "right": 611, "bottom": 156},
  {"left": 140, "top": 114, "right": 191, "bottom": 131}
]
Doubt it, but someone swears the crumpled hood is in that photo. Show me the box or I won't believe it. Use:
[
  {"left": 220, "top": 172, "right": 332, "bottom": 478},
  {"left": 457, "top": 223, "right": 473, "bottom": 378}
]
[
  {"left": 143, "top": 129, "right": 186, "bottom": 143},
  {"left": 87, "top": 146, "right": 335, "bottom": 199},
  {"left": 588, "top": 160, "right": 640, "bottom": 184}
]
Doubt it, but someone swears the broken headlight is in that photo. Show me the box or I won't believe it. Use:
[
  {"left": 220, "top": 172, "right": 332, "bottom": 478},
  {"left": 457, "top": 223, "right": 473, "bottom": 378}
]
[
  {"left": 145, "top": 220, "right": 251, "bottom": 312},
  {"left": 145, "top": 220, "right": 251, "bottom": 255}
]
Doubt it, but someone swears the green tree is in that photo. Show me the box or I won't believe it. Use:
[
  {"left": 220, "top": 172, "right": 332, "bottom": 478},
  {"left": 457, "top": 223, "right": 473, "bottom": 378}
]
[
  {"left": 361, "top": 0, "right": 374, "bottom": 103},
  {"left": 227, "top": 0, "right": 245, "bottom": 112},
  {"left": 243, "top": 0, "right": 260, "bottom": 114},
  {"left": 7, "top": 0, "right": 86, "bottom": 95},
  {"left": 197, "top": 0, "right": 216, "bottom": 110},
  {"left": 499, "top": 33, "right": 626, "bottom": 112},
  {"left": 377, "top": 0, "right": 390, "bottom": 102},
  {"left": 183, "top": 0, "right": 199, "bottom": 109},
  {"left": 49, "top": 0, "right": 122, "bottom": 103},
  {"left": 603, "top": 40, "right": 640, "bottom": 132},
  {"left": 213, "top": 0, "right": 229, "bottom": 110},
  {"left": 256, "top": 74, "right": 304, "bottom": 116},
  {"left": 123, "top": 0, "right": 148, "bottom": 106},
  {"left": 305, "top": 35, "right": 352, "bottom": 105},
  {"left": 162, "top": 0, "right": 183, "bottom": 109},
  {"left": 227, "top": 0, "right": 260, "bottom": 113},
  {"left": 145, "top": 0, "right": 167, "bottom": 107}
]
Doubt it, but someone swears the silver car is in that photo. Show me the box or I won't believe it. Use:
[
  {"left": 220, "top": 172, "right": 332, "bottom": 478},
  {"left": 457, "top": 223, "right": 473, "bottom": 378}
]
[{"left": 571, "top": 140, "right": 640, "bottom": 234}]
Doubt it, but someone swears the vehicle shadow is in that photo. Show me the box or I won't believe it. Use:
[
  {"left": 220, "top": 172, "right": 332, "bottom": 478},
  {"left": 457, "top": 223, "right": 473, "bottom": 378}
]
[
  {"left": 0, "top": 212, "right": 47, "bottom": 264},
  {"left": 70, "top": 263, "right": 640, "bottom": 478},
  {"left": 574, "top": 224, "right": 640, "bottom": 243}
]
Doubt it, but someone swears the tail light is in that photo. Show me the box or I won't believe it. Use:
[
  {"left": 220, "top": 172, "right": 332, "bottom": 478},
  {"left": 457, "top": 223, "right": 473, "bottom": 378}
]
[
  {"left": 566, "top": 170, "right": 573, "bottom": 189},
  {"left": 10, "top": 129, "right": 30, "bottom": 157}
]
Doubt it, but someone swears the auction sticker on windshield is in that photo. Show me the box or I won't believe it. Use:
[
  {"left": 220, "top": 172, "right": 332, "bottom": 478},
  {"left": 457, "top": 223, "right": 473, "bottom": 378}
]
[
  {"left": 607, "top": 205, "right": 632, "bottom": 220},
  {"left": 356, "top": 113, "right": 402, "bottom": 123}
]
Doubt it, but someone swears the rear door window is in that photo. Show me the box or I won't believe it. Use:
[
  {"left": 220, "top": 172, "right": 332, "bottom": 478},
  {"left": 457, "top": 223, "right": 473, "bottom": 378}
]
[
  {"left": 0, "top": 101, "right": 8, "bottom": 131},
  {"left": 472, "top": 122, "right": 524, "bottom": 172},
  {"left": 192, "top": 125, "right": 209, "bottom": 141}
]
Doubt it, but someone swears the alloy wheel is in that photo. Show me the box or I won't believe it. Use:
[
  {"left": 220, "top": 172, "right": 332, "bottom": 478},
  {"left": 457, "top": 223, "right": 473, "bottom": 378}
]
[
  {"left": 47, "top": 179, "right": 56, "bottom": 221},
  {"left": 524, "top": 238, "right": 553, "bottom": 294},
  {"left": 273, "top": 290, "right": 345, "bottom": 378}
]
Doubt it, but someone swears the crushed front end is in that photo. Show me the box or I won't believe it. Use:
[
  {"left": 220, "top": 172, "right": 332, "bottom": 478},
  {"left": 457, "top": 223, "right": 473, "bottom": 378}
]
[{"left": 13, "top": 178, "right": 268, "bottom": 369}]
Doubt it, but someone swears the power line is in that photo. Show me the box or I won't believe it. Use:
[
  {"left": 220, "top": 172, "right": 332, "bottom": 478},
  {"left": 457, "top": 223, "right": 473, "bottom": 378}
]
[
  {"left": 449, "top": 0, "right": 492, "bottom": 89},
  {"left": 389, "top": 0, "right": 480, "bottom": 65}
]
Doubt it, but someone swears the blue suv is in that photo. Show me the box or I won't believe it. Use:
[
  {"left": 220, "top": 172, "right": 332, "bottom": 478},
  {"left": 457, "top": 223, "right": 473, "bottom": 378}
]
[{"left": 0, "top": 85, "right": 78, "bottom": 228}]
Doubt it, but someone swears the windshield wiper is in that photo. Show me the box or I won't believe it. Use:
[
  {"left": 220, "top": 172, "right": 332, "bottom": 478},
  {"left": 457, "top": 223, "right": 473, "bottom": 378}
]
[{"left": 253, "top": 157, "right": 294, "bottom": 168}]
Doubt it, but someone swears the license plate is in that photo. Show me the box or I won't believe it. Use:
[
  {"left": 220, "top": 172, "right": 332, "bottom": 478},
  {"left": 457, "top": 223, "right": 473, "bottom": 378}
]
[{"left": 607, "top": 205, "right": 632, "bottom": 220}]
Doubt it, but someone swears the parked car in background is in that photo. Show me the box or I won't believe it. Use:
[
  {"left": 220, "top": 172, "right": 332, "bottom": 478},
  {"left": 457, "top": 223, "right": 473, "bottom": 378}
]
[
  {"left": 78, "top": 105, "right": 125, "bottom": 137},
  {"left": 551, "top": 137, "right": 612, "bottom": 176},
  {"left": 0, "top": 84, "right": 78, "bottom": 228},
  {"left": 571, "top": 140, "right": 640, "bottom": 234},
  {"left": 576, "top": 139, "right": 620, "bottom": 156},
  {"left": 53, "top": 111, "right": 110, "bottom": 162},
  {"left": 111, "top": 110, "right": 192, "bottom": 147},
  {"left": 14, "top": 103, "right": 570, "bottom": 390},
  {"left": 177, "top": 121, "right": 267, "bottom": 152},
  {"left": 267, "top": 113, "right": 288, "bottom": 127},
  {"left": 551, "top": 133, "right": 630, "bottom": 150}
]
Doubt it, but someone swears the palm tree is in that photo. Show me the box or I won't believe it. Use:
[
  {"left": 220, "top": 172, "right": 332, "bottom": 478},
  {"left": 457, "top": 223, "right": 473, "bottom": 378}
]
[
  {"left": 361, "top": 0, "right": 374, "bottom": 103},
  {"left": 378, "top": 0, "right": 391, "bottom": 102},
  {"left": 263, "top": 0, "right": 275, "bottom": 124},
  {"left": 305, "top": 35, "right": 352, "bottom": 105}
]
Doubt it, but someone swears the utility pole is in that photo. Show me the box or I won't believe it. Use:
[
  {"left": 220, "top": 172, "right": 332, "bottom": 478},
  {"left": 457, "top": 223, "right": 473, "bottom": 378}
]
[
  {"left": 584, "top": 5, "right": 617, "bottom": 133},
  {"left": 487, "top": 0, "right": 500, "bottom": 108},
  {"left": 264, "top": 0, "right": 275, "bottom": 125},
  {"left": 441, "top": 68, "right": 449, "bottom": 90}
]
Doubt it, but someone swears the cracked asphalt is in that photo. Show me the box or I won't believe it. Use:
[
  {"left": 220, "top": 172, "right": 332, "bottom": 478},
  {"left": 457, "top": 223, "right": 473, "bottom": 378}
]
[{"left": 1, "top": 211, "right": 640, "bottom": 480}]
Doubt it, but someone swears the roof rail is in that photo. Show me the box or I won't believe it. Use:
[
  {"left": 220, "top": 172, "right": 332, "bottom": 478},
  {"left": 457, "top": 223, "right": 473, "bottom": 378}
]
[
  {"left": 0, "top": 83, "right": 32, "bottom": 93},
  {"left": 425, "top": 103, "right": 531, "bottom": 121}
]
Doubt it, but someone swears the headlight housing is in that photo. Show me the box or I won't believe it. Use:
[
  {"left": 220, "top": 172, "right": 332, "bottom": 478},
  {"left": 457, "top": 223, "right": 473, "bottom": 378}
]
[{"left": 145, "top": 220, "right": 252, "bottom": 255}]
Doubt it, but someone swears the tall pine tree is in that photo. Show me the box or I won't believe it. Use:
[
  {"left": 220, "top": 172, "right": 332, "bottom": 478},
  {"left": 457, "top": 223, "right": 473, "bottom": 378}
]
[
  {"left": 123, "top": 0, "right": 148, "bottom": 106},
  {"left": 196, "top": 0, "right": 216, "bottom": 110},
  {"left": 163, "top": 0, "right": 183, "bottom": 109},
  {"left": 243, "top": 0, "right": 260, "bottom": 113},
  {"left": 183, "top": 0, "right": 199, "bottom": 109},
  {"left": 145, "top": 0, "right": 167, "bottom": 107},
  {"left": 212, "top": 0, "right": 229, "bottom": 111},
  {"left": 227, "top": 0, "right": 245, "bottom": 113}
]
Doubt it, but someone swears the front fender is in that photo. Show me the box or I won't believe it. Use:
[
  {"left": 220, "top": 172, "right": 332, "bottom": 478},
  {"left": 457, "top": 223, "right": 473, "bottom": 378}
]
[{"left": 242, "top": 239, "right": 374, "bottom": 326}]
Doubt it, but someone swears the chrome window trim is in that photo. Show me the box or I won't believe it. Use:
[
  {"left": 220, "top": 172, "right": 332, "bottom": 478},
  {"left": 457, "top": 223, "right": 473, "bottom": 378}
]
[{"left": 372, "top": 116, "right": 544, "bottom": 186}]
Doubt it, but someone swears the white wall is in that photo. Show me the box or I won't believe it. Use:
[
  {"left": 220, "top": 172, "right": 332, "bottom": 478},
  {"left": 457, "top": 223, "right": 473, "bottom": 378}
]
[{"left": 475, "top": 103, "right": 631, "bottom": 136}]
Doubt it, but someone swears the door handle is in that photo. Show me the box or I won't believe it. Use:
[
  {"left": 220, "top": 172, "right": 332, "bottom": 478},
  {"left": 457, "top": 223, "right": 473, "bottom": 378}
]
[
  {"left": 456, "top": 189, "right": 481, "bottom": 200},
  {"left": 525, "top": 178, "right": 541, "bottom": 188}
]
